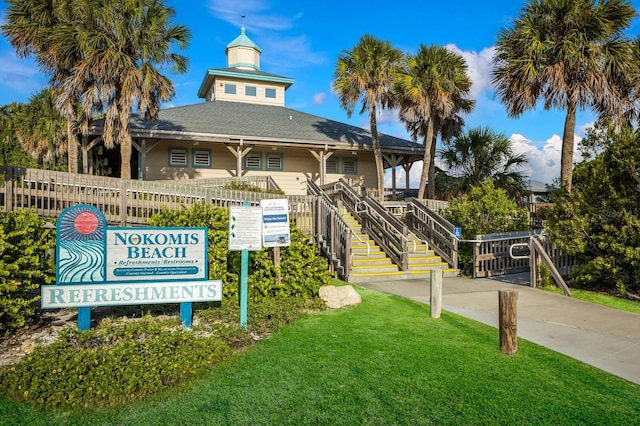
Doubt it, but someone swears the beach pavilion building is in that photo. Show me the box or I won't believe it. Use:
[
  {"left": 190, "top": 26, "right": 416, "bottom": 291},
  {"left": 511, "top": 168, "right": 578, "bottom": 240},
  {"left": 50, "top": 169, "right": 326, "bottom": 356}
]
[{"left": 89, "top": 26, "right": 425, "bottom": 195}]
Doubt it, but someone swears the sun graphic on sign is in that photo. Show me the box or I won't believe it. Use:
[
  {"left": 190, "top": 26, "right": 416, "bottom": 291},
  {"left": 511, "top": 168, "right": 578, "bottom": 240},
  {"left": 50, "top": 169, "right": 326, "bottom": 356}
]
[{"left": 58, "top": 205, "right": 106, "bottom": 242}]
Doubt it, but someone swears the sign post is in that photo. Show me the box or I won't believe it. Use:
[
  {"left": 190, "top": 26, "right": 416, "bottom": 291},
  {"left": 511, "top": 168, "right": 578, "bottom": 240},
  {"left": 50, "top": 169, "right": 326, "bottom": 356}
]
[{"left": 229, "top": 202, "right": 263, "bottom": 327}]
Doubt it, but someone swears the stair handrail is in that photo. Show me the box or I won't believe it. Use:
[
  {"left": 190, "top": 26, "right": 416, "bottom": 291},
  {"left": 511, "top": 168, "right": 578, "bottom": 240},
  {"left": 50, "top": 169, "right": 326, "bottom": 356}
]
[
  {"left": 359, "top": 193, "right": 409, "bottom": 271},
  {"left": 315, "top": 180, "right": 370, "bottom": 256},
  {"left": 406, "top": 198, "right": 459, "bottom": 270},
  {"left": 307, "top": 180, "right": 370, "bottom": 280}
]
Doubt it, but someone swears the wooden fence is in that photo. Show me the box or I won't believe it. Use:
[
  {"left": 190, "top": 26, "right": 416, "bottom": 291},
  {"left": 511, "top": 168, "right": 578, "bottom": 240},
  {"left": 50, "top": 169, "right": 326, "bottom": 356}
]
[
  {"left": 471, "top": 230, "right": 576, "bottom": 279},
  {"left": 0, "top": 167, "right": 314, "bottom": 233}
]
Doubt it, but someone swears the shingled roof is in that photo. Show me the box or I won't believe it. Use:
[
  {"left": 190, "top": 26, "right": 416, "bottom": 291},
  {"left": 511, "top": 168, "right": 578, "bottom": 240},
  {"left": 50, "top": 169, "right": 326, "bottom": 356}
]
[{"left": 118, "top": 100, "right": 425, "bottom": 155}]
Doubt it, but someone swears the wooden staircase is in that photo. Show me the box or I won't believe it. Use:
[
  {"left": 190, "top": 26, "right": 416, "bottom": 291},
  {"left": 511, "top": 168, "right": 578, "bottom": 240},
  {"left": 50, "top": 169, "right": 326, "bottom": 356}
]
[{"left": 341, "top": 209, "right": 458, "bottom": 283}]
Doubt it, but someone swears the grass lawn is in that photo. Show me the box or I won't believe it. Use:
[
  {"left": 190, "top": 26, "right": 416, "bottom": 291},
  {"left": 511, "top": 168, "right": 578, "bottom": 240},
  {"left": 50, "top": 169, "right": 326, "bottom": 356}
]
[
  {"left": 540, "top": 286, "right": 640, "bottom": 315},
  {"left": 1, "top": 287, "right": 639, "bottom": 425}
]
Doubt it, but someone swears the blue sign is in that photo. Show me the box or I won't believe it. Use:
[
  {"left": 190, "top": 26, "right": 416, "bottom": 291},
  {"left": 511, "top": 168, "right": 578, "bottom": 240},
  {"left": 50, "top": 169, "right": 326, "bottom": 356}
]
[
  {"left": 45, "top": 204, "right": 221, "bottom": 330},
  {"left": 453, "top": 227, "right": 462, "bottom": 239}
]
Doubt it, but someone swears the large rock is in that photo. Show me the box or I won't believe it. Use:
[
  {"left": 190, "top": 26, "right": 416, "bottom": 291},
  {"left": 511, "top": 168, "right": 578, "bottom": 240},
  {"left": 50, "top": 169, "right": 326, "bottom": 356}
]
[{"left": 319, "top": 285, "right": 362, "bottom": 309}]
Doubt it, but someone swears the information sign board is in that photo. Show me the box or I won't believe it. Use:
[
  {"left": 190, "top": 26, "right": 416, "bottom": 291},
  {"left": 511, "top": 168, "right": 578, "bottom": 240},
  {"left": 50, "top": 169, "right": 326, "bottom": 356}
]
[
  {"left": 260, "top": 199, "right": 290, "bottom": 247},
  {"left": 228, "top": 205, "right": 263, "bottom": 251}
]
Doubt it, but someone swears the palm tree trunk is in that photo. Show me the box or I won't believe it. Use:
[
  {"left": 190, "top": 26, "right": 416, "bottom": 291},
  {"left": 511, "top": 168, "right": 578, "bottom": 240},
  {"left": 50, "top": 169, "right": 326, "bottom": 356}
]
[
  {"left": 66, "top": 121, "right": 78, "bottom": 174},
  {"left": 369, "top": 106, "right": 385, "bottom": 202},
  {"left": 120, "top": 137, "right": 132, "bottom": 180},
  {"left": 418, "top": 119, "right": 434, "bottom": 199},
  {"left": 561, "top": 101, "right": 577, "bottom": 192},
  {"left": 427, "top": 133, "right": 437, "bottom": 199}
]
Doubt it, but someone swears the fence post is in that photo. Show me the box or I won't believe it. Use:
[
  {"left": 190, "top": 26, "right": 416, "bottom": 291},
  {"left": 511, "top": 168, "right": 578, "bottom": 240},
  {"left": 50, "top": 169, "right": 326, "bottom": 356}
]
[
  {"left": 4, "top": 167, "right": 14, "bottom": 211},
  {"left": 430, "top": 269, "right": 442, "bottom": 318},
  {"left": 529, "top": 238, "right": 538, "bottom": 288},
  {"left": 120, "top": 179, "right": 127, "bottom": 226},
  {"left": 499, "top": 289, "right": 518, "bottom": 355}
]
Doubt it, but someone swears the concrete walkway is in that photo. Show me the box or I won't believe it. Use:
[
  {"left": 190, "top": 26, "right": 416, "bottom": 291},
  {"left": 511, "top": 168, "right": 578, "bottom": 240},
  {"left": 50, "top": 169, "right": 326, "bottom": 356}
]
[{"left": 359, "top": 274, "right": 640, "bottom": 386}]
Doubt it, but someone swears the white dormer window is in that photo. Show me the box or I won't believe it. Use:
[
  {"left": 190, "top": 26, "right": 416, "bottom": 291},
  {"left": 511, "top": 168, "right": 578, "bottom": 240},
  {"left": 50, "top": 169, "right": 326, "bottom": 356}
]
[
  {"left": 225, "top": 83, "right": 237, "bottom": 94},
  {"left": 245, "top": 86, "right": 257, "bottom": 96},
  {"left": 265, "top": 88, "right": 276, "bottom": 99}
]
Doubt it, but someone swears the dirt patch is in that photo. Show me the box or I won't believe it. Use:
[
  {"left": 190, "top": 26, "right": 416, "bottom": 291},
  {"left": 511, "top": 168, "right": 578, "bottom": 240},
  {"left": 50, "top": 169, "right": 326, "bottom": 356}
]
[{"left": 0, "top": 309, "right": 78, "bottom": 368}]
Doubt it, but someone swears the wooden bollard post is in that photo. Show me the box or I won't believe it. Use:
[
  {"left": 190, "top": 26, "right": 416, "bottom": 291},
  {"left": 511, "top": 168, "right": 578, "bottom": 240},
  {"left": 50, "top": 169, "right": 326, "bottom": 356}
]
[
  {"left": 430, "top": 269, "right": 442, "bottom": 318},
  {"left": 499, "top": 289, "right": 518, "bottom": 355}
]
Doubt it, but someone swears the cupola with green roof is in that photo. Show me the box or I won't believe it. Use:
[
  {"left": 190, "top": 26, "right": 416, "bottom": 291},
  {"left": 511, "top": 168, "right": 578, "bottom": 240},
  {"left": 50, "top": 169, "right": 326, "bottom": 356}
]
[
  {"left": 225, "top": 25, "right": 261, "bottom": 70},
  {"left": 197, "top": 22, "right": 294, "bottom": 107}
]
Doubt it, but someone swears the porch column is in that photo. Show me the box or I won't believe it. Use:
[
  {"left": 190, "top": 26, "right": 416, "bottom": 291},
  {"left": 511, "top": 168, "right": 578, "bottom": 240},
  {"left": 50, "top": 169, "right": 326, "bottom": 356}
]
[
  {"left": 403, "top": 163, "right": 413, "bottom": 194},
  {"left": 226, "top": 139, "right": 252, "bottom": 177},
  {"left": 383, "top": 154, "right": 404, "bottom": 199},
  {"left": 85, "top": 136, "right": 103, "bottom": 175},
  {"left": 309, "top": 148, "right": 333, "bottom": 186}
]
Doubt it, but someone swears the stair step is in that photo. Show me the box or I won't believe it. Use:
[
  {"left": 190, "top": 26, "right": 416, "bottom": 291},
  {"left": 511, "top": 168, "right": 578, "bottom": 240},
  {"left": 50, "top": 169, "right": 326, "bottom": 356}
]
[
  {"left": 353, "top": 258, "right": 396, "bottom": 266},
  {"left": 408, "top": 255, "right": 443, "bottom": 264},
  {"left": 407, "top": 262, "right": 450, "bottom": 271},
  {"left": 350, "top": 270, "right": 405, "bottom": 278},
  {"left": 351, "top": 264, "right": 400, "bottom": 274}
]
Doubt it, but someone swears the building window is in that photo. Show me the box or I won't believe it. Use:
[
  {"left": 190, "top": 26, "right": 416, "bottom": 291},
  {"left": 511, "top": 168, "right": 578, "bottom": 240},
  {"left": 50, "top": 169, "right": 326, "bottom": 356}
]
[
  {"left": 266, "top": 153, "right": 283, "bottom": 171},
  {"left": 265, "top": 88, "right": 276, "bottom": 99},
  {"left": 169, "top": 148, "right": 188, "bottom": 167},
  {"left": 224, "top": 83, "right": 236, "bottom": 94},
  {"left": 193, "top": 149, "right": 211, "bottom": 168},
  {"left": 245, "top": 86, "right": 257, "bottom": 96},
  {"left": 342, "top": 158, "right": 357, "bottom": 174},
  {"left": 245, "top": 152, "right": 262, "bottom": 170},
  {"left": 326, "top": 157, "right": 339, "bottom": 173}
]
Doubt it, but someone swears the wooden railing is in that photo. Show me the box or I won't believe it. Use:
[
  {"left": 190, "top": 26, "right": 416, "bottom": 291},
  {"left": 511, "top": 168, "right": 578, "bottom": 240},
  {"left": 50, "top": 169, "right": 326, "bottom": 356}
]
[
  {"left": 405, "top": 198, "right": 458, "bottom": 270},
  {"left": 471, "top": 230, "right": 576, "bottom": 279},
  {"left": 324, "top": 179, "right": 410, "bottom": 272},
  {"left": 307, "top": 179, "right": 352, "bottom": 280},
  {"left": 361, "top": 194, "right": 409, "bottom": 271},
  {"left": 171, "top": 175, "right": 282, "bottom": 192},
  {"left": 0, "top": 167, "right": 313, "bottom": 231}
]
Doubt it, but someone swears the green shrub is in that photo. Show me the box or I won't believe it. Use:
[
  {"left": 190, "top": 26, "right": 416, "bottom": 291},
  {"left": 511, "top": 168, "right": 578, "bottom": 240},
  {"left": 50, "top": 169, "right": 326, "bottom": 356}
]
[
  {"left": 223, "top": 181, "right": 285, "bottom": 195},
  {"left": 0, "top": 295, "right": 318, "bottom": 407},
  {"left": 442, "top": 180, "right": 529, "bottom": 276},
  {"left": 0, "top": 316, "right": 232, "bottom": 407},
  {"left": 545, "top": 123, "right": 640, "bottom": 294},
  {"left": 442, "top": 179, "right": 529, "bottom": 237},
  {"left": 0, "top": 209, "right": 55, "bottom": 335}
]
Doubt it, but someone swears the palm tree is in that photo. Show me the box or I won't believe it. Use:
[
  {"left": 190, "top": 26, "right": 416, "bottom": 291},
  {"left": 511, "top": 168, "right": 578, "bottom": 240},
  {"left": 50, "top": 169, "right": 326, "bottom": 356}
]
[
  {"left": 3, "top": 0, "right": 191, "bottom": 179},
  {"left": 436, "top": 126, "right": 528, "bottom": 200},
  {"left": 395, "top": 44, "right": 474, "bottom": 199},
  {"left": 492, "top": 0, "right": 636, "bottom": 192},
  {"left": 0, "top": 104, "right": 36, "bottom": 168},
  {"left": 13, "top": 90, "right": 68, "bottom": 170},
  {"left": 333, "top": 34, "right": 403, "bottom": 201}
]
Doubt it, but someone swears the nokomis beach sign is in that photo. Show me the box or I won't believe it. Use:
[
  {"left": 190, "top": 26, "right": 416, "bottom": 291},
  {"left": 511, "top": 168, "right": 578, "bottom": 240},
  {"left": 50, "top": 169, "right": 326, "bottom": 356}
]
[{"left": 42, "top": 204, "right": 222, "bottom": 329}]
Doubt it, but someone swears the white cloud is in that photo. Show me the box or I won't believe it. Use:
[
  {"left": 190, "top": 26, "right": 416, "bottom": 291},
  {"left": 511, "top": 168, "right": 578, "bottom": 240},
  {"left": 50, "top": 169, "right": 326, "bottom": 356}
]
[
  {"left": 312, "top": 92, "right": 326, "bottom": 105},
  {"left": 446, "top": 44, "right": 496, "bottom": 99},
  {"left": 509, "top": 133, "right": 583, "bottom": 184}
]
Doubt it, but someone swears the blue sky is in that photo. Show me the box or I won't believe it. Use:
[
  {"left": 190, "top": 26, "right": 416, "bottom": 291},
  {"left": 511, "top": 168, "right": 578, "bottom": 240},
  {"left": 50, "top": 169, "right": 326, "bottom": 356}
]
[{"left": 1, "top": 0, "right": 639, "bottom": 184}]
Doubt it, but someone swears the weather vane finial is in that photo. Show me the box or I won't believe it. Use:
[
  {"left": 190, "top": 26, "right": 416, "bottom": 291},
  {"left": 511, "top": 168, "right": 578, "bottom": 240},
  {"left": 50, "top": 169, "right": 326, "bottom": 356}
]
[{"left": 241, "top": 15, "right": 246, "bottom": 30}]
